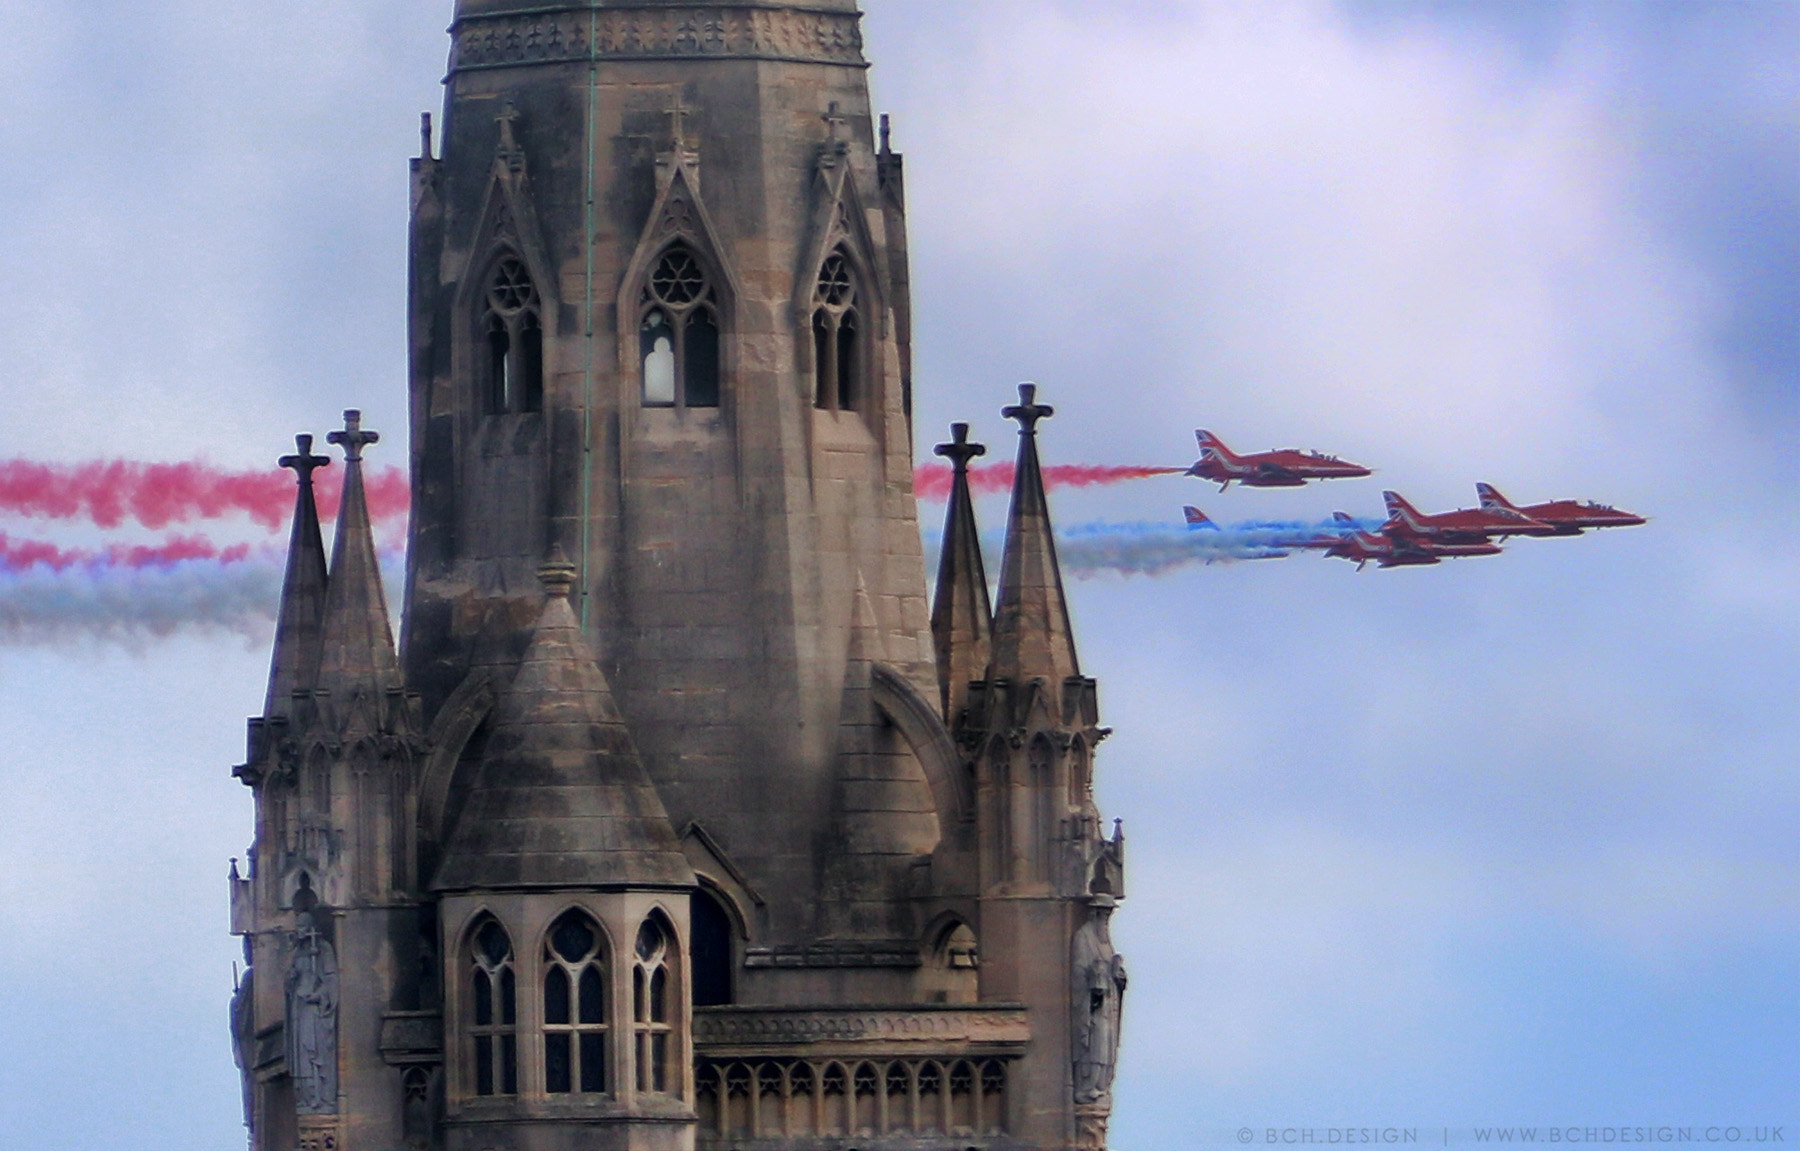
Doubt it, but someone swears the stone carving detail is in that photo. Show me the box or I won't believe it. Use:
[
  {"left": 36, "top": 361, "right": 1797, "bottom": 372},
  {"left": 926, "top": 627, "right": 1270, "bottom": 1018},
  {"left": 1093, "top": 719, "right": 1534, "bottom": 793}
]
[
  {"left": 296, "top": 1121, "right": 340, "bottom": 1151},
  {"left": 1070, "top": 896, "right": 1126, "bottom": 1111},
  {"left": 230, "top": 967, "right": 255, "bottom": 1135},
  {"left": 451, "top": 8, "right": 865, "bottom": 72},
  {"left": 694, "top": 1006, "right": 1030, "bottom": 1047},
  {"left": 286, "top": 909, "right": 340, "bottom": 1115}
]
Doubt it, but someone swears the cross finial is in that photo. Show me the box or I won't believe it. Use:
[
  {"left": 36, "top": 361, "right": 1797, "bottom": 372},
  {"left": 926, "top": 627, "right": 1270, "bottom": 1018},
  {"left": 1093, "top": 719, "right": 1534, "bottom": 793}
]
[
  {"left": 328, "top": 410, "right": 379, "bottom": 463},
  {"left": 667, "top": 92, "right": 695, "bottom": 149},
  {"left": 1002, "top": 383, "right": 1054, "bottom": 435},
  {"left": 934, "top": 422, "right": 987, "bottom": 472},
  {"left": 823, "top": 101, "right": 849, "bottom": 144},
  {"left": 279, "top": 434, "right": 331, "bottom": 486}
]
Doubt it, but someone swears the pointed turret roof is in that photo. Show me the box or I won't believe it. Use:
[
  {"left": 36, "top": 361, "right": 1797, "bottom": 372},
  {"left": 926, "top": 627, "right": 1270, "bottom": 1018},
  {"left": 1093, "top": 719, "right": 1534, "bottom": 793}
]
[
  {"left": 263, "top": 436, "right": 331, "bottom": 718},
  {"left": 316, "top": 410, "right": 400, "bottom": 699},
  {"left": 433, "top": 554, "right": 693, "bottom": 892},
  {"left": 929, "top": 423, "right": 992, "bottom": 721},
  {"left": 990, "top": 385, "right": 1080, "bottom": 685}
]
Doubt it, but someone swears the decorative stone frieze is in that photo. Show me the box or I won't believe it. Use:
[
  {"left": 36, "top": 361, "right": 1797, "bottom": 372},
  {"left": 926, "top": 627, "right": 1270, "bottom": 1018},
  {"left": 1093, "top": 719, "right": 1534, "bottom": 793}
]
[
  {"left": 450, "top": 8, "right": 866, "bottom": 73},
  {"left": 694, "top": 1005, "right": 1030, "bottom": 1051}
]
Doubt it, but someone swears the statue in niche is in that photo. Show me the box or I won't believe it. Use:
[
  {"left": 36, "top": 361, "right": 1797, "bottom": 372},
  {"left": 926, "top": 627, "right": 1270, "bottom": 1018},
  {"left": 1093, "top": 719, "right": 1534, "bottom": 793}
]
[
  {"left": 1070, "top": 894, "right": 1127, "bottom": 1107},
  {"left": 230, "top": 963, "right": 255, "bottom": 1135},
  {"left": 286, "top": 884, "right": 340, "bottom": 1115}
]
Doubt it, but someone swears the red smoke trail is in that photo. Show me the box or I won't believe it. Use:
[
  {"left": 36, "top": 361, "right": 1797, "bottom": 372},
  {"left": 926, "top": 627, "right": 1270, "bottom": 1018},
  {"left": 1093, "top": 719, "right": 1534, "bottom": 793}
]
[
  {"left": 0, "top": 459, "right": 410, "bottom": 531},
  {"left": 912, "top": 462, "right": 1183, "bottom": 501},
  {"left": 0, "top": 531, "right": 260, "bottom": 573}
]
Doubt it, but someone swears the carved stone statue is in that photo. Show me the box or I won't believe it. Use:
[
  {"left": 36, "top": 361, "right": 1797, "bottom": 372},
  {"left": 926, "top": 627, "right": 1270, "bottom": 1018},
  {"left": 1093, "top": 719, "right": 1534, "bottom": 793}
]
[
  {"left": 1071, "top": 895, "right": 1127, "bottom": 1107},
  {"left": 286, "top": 911, "right": 340, "bottom": 1115},
  {"left": 230, "top": 965, "right": 255, "bottom": 1135}
]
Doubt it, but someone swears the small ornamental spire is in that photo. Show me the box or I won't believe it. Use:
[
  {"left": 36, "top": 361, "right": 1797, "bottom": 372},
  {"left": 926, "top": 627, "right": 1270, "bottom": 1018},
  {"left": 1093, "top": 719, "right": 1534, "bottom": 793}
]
[
  {"left": 991, "top": 384, "right": 1080, "bottom": 685},
  {"left": 263, "top": 435, "right": 332, "bottom": 718},
  {"left": 317, "top": 410, "right": 399, "bottom": 706},
  {"left": 930, "top": 423, "right": 993, "bottom": 722},
  {"left": 420, "top": 112, "right": 434, "bottom": 162},
  {"left": 667, "top": 92, "right": 695, "bottom": 152},
  {"left": 495, "top": 101, "right": 524, "bottom": 173},
  {"left": 822, "top": 101, "right": 849, "bottom": 144}
]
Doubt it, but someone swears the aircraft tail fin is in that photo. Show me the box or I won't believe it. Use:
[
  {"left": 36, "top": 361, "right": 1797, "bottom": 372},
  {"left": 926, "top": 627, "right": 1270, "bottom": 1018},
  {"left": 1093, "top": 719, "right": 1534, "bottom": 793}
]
[
  {"left": 1332, "top": 510, "right": 1357, "bottom": 525},
  {"left": 1183, "top": 506, "right": 1219, "bottom": 531},
  {"left": 1381, "top": 490, "right": 1421, "bottom": 525},
  {"left": 1475, "top": 482, "right": 1519, "bottom": 513},
  {"left": 1194, "top": 429, "right": 1237, "bottom": 464}
]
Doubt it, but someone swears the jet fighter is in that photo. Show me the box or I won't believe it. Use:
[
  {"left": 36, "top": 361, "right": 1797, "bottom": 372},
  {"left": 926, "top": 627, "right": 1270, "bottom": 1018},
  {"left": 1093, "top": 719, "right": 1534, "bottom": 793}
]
[
  {"left": 1185, "top": 430, "right": 1373, "bottom": 491},
  {"left": 1475, "top": 483, "right": 1646, "bottom": 536},
  {"left": 1322, "top": 518, "right": 1504, "bottom": 571},
  {"left": 1380, "top": 490, "right": 1557, "bottom": 544}
]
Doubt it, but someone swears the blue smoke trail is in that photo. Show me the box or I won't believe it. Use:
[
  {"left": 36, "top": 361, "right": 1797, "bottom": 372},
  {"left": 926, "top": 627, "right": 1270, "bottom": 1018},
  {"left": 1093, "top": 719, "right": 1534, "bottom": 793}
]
[
  {"left": 0, "top": 551, "right": 408, "bottom": 648},
  {"left": 923, "top": 517, "right": 1382, "bottom": 579}
]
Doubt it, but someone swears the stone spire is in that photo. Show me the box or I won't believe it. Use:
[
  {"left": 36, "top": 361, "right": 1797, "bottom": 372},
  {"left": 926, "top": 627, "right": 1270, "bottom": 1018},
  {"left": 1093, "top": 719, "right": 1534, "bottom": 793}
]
[
  {"left": 989, "top": 385, "right": 1080, "bottom": 685},
  {"left": 263, "top": 435, "right": 331, "bottom": 718},
  {"left": 432, "top": 553, "right": 693, "bottom": 892},
  {"left": 316, "top": 410, "right": 400, "bottom": 700},
  {"left": 929, "top": 423, "right": 992, "bottom": 722}
]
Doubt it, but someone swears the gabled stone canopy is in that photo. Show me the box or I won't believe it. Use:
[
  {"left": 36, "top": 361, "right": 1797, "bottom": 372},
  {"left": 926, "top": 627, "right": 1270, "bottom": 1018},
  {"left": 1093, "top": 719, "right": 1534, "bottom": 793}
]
[{"left": 433, "top": 558, "right": 694, "bottom": 892}]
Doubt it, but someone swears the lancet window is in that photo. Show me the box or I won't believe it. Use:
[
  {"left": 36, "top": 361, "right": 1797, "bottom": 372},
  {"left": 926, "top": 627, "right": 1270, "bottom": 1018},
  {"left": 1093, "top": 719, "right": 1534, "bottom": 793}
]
[
  {"left": 466, "top": 917, "right": 518, "bottom": 1097},
  {"left": 482, "top": 254, "right": 544, "bottom": 414},
  {"left": 542, "top": 911, "right": 608, "bottom": 1096},
  {"left": 631, "top": 914, "right": 677, "bottom": 1094},
  {"left": 691, "top": 888, "right": 734, "bottom": 1007},
  {"left": 811, "top": 249, "right": 862, "bottom": 412},
  {"left": 640, "top": 247, "right": 721, "bottom": 410}
]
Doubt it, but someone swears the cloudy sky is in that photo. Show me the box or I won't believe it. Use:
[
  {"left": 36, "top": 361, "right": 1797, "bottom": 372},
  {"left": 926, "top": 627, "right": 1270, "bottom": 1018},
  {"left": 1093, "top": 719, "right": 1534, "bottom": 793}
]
[{"left": 0, "top": 1, "right": 1794, "bottom": 1147}]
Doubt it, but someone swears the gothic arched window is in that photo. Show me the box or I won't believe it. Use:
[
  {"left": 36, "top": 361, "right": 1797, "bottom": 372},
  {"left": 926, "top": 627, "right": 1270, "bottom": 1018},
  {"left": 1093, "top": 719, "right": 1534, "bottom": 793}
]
[
  {"left": 466, "top": 917, "right": 518, "bottom": 1097},
  {"left": 482, "top": 254, "right": 543, "bottom": 415},
  {"left": 640, "top": 247, "right": 720, "bottom": 410},
  {"left": 690, "top": 888, "right": 734, "bottom": 1008},
  {"left": 542, "top": 910, "right": 608, "bottom": 1096},
  {"left": 631, "top": 914, "right": 678, "bottom": 1094},
  {"left": 812, "top": 249, "right": 861, "bottom": 412}
]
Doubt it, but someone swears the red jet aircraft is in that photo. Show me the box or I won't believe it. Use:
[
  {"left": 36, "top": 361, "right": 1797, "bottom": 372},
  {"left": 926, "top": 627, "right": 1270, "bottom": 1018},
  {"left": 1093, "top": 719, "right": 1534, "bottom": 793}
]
[
  {"left": 1475, "top": 483, "right": 1647, "bottom": 536},
  {"left": 1321, "top": 517, "right": 1504, "bottom": 571},
  {"left": 1380, "top": 490, "right": 1557, "bottom": 544},
  {"left": 1185, "top": 430, "right": 1373, "bottom": 491}
]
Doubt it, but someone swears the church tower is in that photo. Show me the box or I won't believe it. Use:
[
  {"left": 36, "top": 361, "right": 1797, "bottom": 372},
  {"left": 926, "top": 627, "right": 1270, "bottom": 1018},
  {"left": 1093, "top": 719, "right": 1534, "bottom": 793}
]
[{"left": 231, "top": 4, "right": 1125, "bottom": 1149}]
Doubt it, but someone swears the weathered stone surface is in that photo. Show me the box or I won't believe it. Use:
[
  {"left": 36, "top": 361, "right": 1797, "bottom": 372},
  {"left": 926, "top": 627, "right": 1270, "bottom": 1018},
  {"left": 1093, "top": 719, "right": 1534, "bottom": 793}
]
[{"left": 233, "top": 1, "right": 1123, "bottom": 1146}]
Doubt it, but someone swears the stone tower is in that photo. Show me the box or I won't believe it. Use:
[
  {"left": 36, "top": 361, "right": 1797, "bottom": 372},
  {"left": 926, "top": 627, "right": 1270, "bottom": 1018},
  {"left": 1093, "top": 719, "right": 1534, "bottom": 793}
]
[{"left": 230, "top": 4, "right": 1125, "bottom": 1149}]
